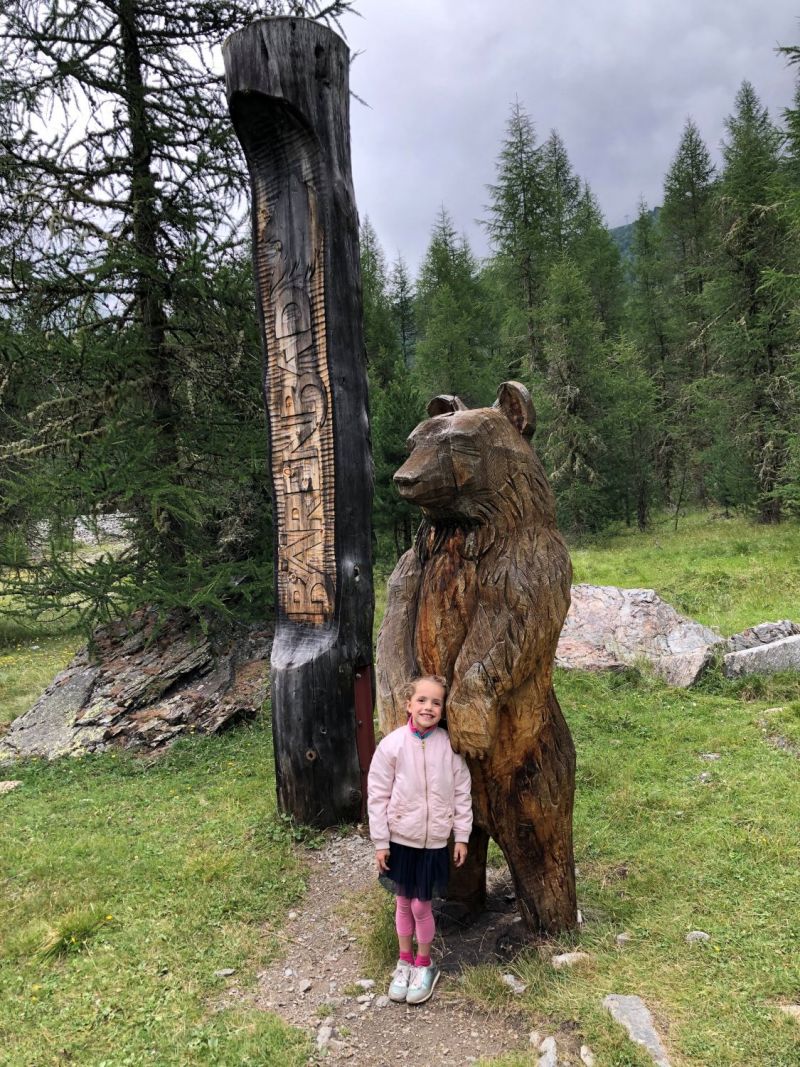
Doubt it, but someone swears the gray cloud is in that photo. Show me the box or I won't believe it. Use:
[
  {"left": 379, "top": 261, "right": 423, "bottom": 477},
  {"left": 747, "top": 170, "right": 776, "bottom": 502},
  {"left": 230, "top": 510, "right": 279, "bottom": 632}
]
[{"left": 345, "top": 0, "right": 799, "bottom": 270}]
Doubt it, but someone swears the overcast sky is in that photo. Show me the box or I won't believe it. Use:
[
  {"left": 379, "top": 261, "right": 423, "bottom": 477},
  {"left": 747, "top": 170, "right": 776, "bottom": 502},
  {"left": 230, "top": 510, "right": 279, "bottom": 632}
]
[{"left": 342, "top": 0, "right": 800, "bottom": 271}]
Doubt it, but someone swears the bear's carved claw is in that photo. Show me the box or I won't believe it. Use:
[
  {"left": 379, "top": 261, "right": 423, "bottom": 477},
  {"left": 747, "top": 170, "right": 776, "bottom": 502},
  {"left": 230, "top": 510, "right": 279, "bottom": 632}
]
[{"left": 446, "top": 711, "right": 493, "bottom": 760}]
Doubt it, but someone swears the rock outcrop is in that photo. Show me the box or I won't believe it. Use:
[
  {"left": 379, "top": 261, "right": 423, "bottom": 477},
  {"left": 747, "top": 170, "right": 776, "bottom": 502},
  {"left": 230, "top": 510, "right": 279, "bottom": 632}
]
[
  {"left": 556, "top": 585, "right": 723, "bottom": 687},
  {"left": 725, "top": 619, "right": 800, "bottom": 653},
  {"left": 723, "top": 634, "right": 800, "bottom": 679},
  {"left": 0, "top": 610, "right": 271, "bottom": 764}
]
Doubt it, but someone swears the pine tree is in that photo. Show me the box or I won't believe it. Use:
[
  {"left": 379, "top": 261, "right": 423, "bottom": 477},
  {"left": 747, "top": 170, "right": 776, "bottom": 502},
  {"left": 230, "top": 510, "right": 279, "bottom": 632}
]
[
  {"left": 570, "top": 184, "right": 625, "bottom": 334},
  {"left": 359, "top": 221, "right": 420, "bottom": 559},
  {"left": 706, "top": 81, "right": 792, "bottom": 522},
  {"left": 660, "top": 120, "right": 716, "bottom": 376},
  {"left": 601, "top": 337, "right": 660, "bottom": 530},
  {"left": 413, "top": 207, "right": 498, "bottom": 406},
  {"left": 538, "top": 257, "right": 609, "bottom": 533},
  {"left": 371, "top": 359, "right": 423, "bottom": 559},
  {"left": 539, "top": 130, "right": 582, "bottom": 259},
  {"left": 389, "top": 255, "right": 416, "bottom": 368},
  {"left": 653, "top": 120, "right": 718, "bottom": 506},
  {"left": 782, "top": 72, "right": 800, "bottom": 184},
  {"left": 360, "top": 216, "right": 398, "bottom": 388},
  {"left": 759, "top": 49, "right": 800, "bottom": 515},
  {"left": 628, "top": 201, "right": 672, "bottom": 377},
  {"left": 625, "top": 199, "right": 683, "bottom": 501},
  {"left": 485, "top": 100, "right": 546, "bottom": 372}
]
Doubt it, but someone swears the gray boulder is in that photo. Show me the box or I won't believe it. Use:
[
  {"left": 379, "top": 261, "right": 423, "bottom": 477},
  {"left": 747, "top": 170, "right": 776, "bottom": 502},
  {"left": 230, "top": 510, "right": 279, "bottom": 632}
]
[
  {"left": 0, "top": 609, "right": 271, "bottom": 765},
  {"left": 0, "top": 664, "right": 105, "bottom": 763},
  {"left": 557, "top": 585, "right": 723, "bottom": 687},
  {"left": 723, "top": 634, "right": 800, "bottom": 679},
  {"left": 725, "top": 619, "right": 800, "bottom": 653}
]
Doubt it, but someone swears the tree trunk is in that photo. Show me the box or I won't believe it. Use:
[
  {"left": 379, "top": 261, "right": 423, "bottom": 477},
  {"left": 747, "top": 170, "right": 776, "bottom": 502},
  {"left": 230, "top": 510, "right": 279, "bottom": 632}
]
[
  {"left": 224, "top": 18, "right": 374, "bottom": 826},
  {"left": 118, "top": 0, "right": 183, "bottom": 562}
]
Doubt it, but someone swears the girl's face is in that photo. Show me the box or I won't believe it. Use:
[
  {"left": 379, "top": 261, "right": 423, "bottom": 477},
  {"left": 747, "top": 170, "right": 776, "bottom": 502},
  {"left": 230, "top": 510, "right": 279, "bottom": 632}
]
[{"left": 406, "top": 678, "right": 445, "bottom": 733}]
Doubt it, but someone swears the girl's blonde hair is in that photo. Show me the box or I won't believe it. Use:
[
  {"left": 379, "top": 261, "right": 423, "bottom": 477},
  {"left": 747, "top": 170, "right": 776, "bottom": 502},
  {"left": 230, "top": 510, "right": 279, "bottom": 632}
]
[{"left": 403, "top": 674, "right": 448, "bottom": 702}]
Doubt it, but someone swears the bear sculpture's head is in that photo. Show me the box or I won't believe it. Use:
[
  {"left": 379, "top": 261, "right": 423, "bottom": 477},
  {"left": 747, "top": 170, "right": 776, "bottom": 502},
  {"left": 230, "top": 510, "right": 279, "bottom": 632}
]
[{"left": 394, "top": 381, "right": 556, "bottom": 527}]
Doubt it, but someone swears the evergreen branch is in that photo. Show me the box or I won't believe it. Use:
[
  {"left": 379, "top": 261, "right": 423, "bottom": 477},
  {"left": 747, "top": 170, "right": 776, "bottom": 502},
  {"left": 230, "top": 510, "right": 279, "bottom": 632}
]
[{"left": 0, "top": 422, "right": 128, "bottom": 460}]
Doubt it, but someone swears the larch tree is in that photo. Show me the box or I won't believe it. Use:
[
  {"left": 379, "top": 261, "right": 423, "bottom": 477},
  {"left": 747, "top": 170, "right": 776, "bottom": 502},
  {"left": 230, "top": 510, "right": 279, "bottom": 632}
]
[
  {"left": 626, "top": 200, "right": 678, "bottom": 502},
  {"left": 389, "top": 255, "right": 416, "bottom": 368},
  {"left": 360, "top": 219, "right": 420, "bottom": 557},
  {"left": 371, "top": 357, "right": 423, "bottom": 558},
  {"left": 707, "top": 80, "right": 792, "bottom": 522},
  {"left": 660, "top": 119, "right": 716, "bottom": 377},
  {"left": 539, "top": 130, "right": 582, "bottom": 260},
  {"left": 413, "top": 207, "right": 498, "bottom": 407},
  {"left": 601, "top": 336, "right": 660, "bottom": 530},
  {"left": 658, "top": 119, "right": 717, "bottom": 503},
  {"left": 539, "top": 256, "right": 608, "bottom": 534},
  {"left": 360, "top": 216, "right": 398, "bottom": 388},
  {"left": 569, "top": 184, "right": 625, "bottom": 335},
  {"left": 759, "top": 49, "right": 800, "bottom": 516},
  {"left": 485, "top": 100, "right": 546, "bottom": 373}
]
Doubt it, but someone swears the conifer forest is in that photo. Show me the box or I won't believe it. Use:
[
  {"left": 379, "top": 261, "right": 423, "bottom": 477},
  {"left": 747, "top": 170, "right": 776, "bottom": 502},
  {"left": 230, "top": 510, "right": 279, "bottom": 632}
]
[{"left": 1, "top": 1, "right": 799, "bottom": 633}]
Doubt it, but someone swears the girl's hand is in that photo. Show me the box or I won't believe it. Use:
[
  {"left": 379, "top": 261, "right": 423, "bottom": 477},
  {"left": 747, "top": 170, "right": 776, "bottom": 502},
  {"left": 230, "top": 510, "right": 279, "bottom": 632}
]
[
  {"left": 375, "top": 849, "right": 390, "bottom": 873},
  {"left": 453, "top": 843, "right": 468, "bottom": 867}
]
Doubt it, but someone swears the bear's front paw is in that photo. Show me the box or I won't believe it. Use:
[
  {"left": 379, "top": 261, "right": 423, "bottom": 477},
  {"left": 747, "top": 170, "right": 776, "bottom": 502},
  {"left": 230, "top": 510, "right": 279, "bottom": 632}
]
[
  {"left": 446, "top": 664, "right": 499, "bottom": 758},
  {"left": 446, "top": 697, "right": 496, "bottom": 760},
  {"left": 447, "top": 719, "right": 491, "bottom": 760}
]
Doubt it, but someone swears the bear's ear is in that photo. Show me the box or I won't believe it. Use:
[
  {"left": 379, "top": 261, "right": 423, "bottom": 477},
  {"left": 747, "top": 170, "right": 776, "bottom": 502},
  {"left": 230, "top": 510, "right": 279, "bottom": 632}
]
[
  {"left": 494, "top": 381, "right": 536, "bottom": 438},
  {"left": 427, "top": 394, "right": 468, "bottom": 417}
]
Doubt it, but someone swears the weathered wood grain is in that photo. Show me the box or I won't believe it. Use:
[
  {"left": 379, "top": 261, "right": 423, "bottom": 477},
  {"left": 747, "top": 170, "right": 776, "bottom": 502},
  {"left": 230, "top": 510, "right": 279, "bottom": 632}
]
[
  {"left": 224, "top": 18, "right": 374, "bottom": 826},
  {"left": 376, "top": 382, "right": 577, "bottom": 932}
]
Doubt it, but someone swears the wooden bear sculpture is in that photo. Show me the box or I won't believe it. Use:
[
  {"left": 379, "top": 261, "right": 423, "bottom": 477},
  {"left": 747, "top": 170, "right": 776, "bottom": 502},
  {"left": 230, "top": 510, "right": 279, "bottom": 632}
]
[{"left": 376, "top": 382, "right": 576, "bottom": 933}]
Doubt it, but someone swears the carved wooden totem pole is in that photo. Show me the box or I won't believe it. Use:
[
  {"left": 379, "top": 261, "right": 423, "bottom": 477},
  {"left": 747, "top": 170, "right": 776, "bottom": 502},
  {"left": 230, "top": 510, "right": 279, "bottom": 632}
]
[
  {"left": 376, "top": 383, "right": 577, "bottom": 933},
  {"left": 224, "top": 18, "right": 374, "bottom": 826}
]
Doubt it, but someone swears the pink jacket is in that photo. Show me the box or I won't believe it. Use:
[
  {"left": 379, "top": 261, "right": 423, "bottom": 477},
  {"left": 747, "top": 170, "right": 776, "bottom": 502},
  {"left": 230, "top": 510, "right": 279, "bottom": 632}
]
[{"left": 368, "top": 723, "right": 473, "bottom": 851}]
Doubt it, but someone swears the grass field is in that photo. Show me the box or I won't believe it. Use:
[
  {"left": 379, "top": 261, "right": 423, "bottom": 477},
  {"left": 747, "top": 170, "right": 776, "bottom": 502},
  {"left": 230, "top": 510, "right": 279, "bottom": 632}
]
[
  {"left": 1, "top": 511, "right": 799, "bottom": 1065},
  {"left": 570, "top": 509, "right": 800, "bottom": 635},
  {"left": 0, "top": 727, "right": 311, "bottom": 1066},
  {"left": 0, "top": 635, "right": 79, "bottom": 732}
]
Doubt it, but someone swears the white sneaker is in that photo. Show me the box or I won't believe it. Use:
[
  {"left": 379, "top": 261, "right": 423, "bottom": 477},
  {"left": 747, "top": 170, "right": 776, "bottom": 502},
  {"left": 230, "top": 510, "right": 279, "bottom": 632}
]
[
  {"left": 387, "top": 960, "right": 413, "bottom": 1002},
  {"left": 406, "top": 964, "right": 440, "bottom": 1005}
]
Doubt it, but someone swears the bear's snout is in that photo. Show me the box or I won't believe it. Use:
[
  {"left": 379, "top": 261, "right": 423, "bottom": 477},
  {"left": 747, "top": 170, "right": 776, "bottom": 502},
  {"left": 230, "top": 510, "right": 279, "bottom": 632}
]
[
  {"left": 393, "top": 467, "right": 420, "bottom": 497},
  {"left": 394, "top": 448, "right": 455, "bottom": 508}
]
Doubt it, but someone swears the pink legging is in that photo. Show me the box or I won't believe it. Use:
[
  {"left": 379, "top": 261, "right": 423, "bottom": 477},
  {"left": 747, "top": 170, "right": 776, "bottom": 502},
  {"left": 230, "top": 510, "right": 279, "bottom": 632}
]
[{"left": 395, "top": 895, "right": 435, "bottom": 945}]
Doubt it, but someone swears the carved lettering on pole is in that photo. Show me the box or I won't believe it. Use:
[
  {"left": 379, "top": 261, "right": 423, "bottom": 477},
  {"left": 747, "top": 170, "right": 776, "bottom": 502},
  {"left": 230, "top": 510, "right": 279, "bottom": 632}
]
[{"left": 260, "top": 167, "right": 335, "bottom": 625}]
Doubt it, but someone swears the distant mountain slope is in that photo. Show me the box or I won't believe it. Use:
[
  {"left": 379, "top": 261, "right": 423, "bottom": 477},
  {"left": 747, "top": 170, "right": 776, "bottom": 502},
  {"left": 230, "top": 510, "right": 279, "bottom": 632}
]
[{"left": 609, "top": 206, "right": 660, "bottom": 262}]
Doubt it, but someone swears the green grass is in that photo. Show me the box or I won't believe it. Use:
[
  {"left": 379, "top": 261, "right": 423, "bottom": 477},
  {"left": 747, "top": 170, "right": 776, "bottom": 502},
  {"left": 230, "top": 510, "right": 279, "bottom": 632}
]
[
  {"left": 0, "top": 536, "right": 133, "bottom": 730},
  {"left": 0, "top": 723, "right": 311, "bottom": 1067},
  {"left": 536, "top": 667, "right": 800, "bottom": 1066},
  {"left": 0, "top": 634, "right": 79, "bottom": 732},
  {"left": 569, "top": 509, "right": 800, "bottom": 635}
]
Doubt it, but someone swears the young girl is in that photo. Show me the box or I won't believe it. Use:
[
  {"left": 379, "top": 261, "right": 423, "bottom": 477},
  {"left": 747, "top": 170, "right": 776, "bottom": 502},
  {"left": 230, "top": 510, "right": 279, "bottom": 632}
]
[{"left": 367, "top": 675, "right": 473, "bottom": 1005}]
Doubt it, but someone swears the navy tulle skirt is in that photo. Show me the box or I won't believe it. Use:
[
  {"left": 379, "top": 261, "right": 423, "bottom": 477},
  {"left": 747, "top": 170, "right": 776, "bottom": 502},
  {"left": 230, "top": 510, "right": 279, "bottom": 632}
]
[{"left": 379, "top": 841, "right": 450, "bottom": 901}]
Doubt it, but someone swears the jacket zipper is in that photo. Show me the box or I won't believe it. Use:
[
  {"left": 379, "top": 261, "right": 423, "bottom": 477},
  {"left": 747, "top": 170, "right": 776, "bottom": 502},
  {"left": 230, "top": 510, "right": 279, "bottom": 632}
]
[{"left": 422, "top": 738, "right": 429, "bottom": 848}]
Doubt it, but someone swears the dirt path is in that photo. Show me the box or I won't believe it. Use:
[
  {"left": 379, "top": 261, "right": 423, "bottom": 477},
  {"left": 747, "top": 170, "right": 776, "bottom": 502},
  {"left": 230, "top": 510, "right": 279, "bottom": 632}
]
[{"left": 246, "top": 831, "right": 536, "bottom": 1065}]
